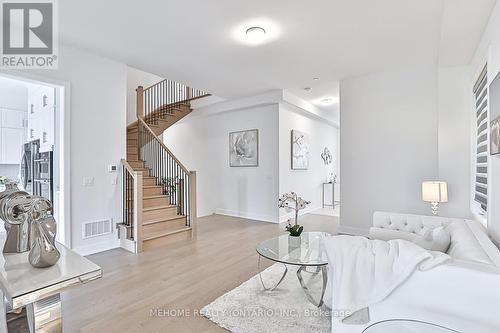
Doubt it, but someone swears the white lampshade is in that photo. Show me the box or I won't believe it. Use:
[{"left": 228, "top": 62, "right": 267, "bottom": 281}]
[{"left": 422, "top": 181, "right": 448, "bottom": 203}]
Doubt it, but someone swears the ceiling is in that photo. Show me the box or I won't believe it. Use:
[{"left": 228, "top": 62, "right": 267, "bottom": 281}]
[{"left": 59, "top": 0, "right": 496, "bottom": 113}]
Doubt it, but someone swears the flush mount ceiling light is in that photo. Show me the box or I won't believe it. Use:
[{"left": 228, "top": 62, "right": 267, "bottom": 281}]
[
  {"left": 304, "top": 87, "right": 312, "bottom": 92},
  {"left": 232, "top": 18, "right": 281, "bottom": 46},
  {"left": 319, "top": 97, "right": 339, "bottom": 106},
  {"left": 246, "top": 26, "right": 266, "bottom": 42},
  {"left": 313, "top": 77, "right": 320, "bottom": 81}
]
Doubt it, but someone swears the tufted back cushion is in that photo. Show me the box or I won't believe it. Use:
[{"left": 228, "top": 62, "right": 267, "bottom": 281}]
[{"left": 372, "top": 211, "right": 462, "bottom": 234}]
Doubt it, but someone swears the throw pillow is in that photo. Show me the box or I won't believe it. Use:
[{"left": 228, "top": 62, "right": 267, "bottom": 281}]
[{"left": 412, "top": 226, "right": 451, "bottom": 253}]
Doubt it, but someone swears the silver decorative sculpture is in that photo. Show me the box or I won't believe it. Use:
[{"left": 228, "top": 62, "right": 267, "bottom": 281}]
[{"left": 0, "top": 182, "right": 60, "bottom": 268}]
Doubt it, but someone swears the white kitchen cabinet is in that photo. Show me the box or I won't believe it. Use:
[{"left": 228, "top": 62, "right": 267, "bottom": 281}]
[
  {"left": 0, "top": 127, "right": 25, "bottom": 164},
  {"left": 0, "top": 108, "right": 26, "bottom": 164},
  {"left": 27, "top": 86, "right": 55, "bottom": 152},
  {"left": 0, "top": 108, "right": 24, "bottom": 129}
]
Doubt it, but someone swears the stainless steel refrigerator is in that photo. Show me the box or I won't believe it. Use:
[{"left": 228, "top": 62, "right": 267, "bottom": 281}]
[{"left": 20, "top": 139, "right": 53, "bottom": 203}]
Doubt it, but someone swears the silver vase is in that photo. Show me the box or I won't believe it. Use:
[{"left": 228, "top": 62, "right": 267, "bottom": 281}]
[
  {"left": 29, "top": 216, "right": 60, "bottom": 268},
  {"left": 0, "top": 183, "right": 60, "bottom": 268}
]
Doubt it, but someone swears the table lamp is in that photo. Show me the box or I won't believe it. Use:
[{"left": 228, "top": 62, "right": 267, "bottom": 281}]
[{"left": 422, "top": 181, "right": 448, "bottom": 215}]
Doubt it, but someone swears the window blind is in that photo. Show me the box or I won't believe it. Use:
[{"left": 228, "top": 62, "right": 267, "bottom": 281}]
[{"left": 473, "top": 65, "right": 488, "bottom": 212}]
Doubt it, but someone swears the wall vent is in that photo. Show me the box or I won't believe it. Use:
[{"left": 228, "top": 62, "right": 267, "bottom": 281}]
[{"left": 82, "top": 219, "right": 112, "bottom": 239}]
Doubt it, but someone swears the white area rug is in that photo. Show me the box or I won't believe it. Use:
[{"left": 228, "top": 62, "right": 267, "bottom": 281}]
[{"left": 201, "top": 263, "right": 331, "bottom": 333}]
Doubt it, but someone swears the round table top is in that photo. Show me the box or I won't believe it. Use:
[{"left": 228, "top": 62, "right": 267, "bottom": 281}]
[
  {"left": 256, "top": 232, "right": 330, "bottom": 266},
  {"left": 363, "top": 320, "right": 460, "bottom": 333}
]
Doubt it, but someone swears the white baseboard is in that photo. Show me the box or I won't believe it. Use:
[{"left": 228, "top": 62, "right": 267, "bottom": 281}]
[
  {"left": 215, "top": 208, "right": 279, "bottom": 223},
  {"left": 120, "top": 238, "right": 137, "bottom": 253},
  {"left": 73, "top": 239, "right": 120, "bottom": 256},
  {"left": 337, "top": 225, "right": 369, "bottom": 237},
  {"left": 278, "top": 205, "right": 321, "bottom": 224}
]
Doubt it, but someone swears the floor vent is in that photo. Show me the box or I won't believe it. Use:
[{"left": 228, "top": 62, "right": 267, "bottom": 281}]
[{"left": 83, "top": 219, "right": 112, "bottom": 239}]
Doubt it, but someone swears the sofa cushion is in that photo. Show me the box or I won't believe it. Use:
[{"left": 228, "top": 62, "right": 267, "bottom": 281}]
[
  {"left": 373, "top": 212, "right": 451, "bottom": 235},
  {"left": 412, "top": 226, "right": 451, "bottom": 252},
  {"left": 446, "top": 221, "right": 493, "bottom": 265},
  {"left": 369, "top": 227, "right": 417, "bottom": 242}
]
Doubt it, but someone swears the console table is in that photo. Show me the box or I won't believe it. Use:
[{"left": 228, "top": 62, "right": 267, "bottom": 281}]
[
  {"left": 322, "top": 182, "right": 335, "bottom": 208},
  {"left": 0, "top": 233, "right": 102, "bottom": 332}
]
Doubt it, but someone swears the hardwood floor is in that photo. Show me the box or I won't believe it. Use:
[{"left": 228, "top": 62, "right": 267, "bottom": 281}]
[{"left": 62, "top": 213, "right": 338, "bottom": 333}]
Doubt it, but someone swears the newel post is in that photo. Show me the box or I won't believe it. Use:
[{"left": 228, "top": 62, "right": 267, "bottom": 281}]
[
  {"left": 134, "top": 171, "right": 144, "bottom": 253},
  {"left": 136, "top": 86, "right": 144, "bottom": 119},
  {"left": 189, "top": 171, "right": 197, "bottom": 238}
]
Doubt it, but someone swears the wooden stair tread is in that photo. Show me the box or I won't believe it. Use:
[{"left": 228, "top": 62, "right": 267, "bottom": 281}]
[
  {"left": 143, "top": 204, "right": 176, "bottom": 212},
  {"left": 143, "top": 227, "right": 191, "bottom": 241},
  {"left": 143, "top": 215, "right": 186, "bottom": 226},
  {"left": 143, "top": 195, "right": 169, "bottom": 199},
  {"left": 143, "top": 185, "right": 162, "bottom": 188}
]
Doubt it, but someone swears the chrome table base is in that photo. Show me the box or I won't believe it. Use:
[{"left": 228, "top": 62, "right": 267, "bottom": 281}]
[
  {"left": 258, "top": 256, "right": 328, "bottom": 307},
  {"left": 296, "top": 265, "right": 328, "bottom": 307}
]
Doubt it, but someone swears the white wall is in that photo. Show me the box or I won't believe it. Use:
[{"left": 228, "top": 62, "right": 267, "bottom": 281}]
[
  {"left": 0, "top": 165, "right": 19, "bottom": 180},
  {"left": 126, "top": 67, "right": 163, "bottom": 124},
  {"left": 437, "top": 67, "right": 472, "bottom": 218},
  {"left": 278, "top": 103, "right": 339, "bottom": 221},
  {"left": 163, "top": 103, "right": 280, "bottom": 222},
  {"left": 340, "top": 66, "right": 440, "bottom": 233},
  {"left": 3, "top": 45, "right": 128, "bottom": 254},
  {"left": 470, "top": 0, "right": 500, "bottom": 244}
]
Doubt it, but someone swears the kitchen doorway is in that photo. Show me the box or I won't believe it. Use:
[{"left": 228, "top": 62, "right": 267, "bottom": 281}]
[{"left": 0, "top": 74, "right": 69, "bottom": 246}]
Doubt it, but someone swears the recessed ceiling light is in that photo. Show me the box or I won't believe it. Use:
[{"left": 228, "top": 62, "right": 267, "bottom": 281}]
[{"left": 304, "top": 87, "right": 312, "bottom": 92}]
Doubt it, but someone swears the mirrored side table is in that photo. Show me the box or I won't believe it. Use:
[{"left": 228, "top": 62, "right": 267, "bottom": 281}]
[{"left": 0, "top": 233, "right": 102, "bottom": 332}]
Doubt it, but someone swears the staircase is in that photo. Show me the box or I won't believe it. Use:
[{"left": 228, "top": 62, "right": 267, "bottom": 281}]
[{"left": 119, "top": 79, "right": 209, "bottom": 252}]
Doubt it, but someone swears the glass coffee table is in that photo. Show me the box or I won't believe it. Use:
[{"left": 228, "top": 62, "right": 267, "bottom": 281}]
[
  {"left": 256, "top": 232, "right": 330, "bottom": 307},
  {"left": 362, "top": 320, "right": 460, "bottom": 332}
]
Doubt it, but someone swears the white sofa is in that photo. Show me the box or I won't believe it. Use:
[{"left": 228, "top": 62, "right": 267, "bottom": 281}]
[{"left": 335, "top": 211, "right": 500, "bottom": 333}]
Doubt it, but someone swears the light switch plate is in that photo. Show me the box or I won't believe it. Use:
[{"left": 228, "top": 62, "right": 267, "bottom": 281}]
[
  {"left": 108, "top": 165, "right": 118, "bottom": 172},
  {"left": 83, "top": 177, "right": 95, "bottom": 186}
]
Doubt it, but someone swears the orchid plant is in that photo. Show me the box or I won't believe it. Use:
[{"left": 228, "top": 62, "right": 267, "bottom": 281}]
[{"left": 278, "top": 192, "right": 310, "bottom": 237}]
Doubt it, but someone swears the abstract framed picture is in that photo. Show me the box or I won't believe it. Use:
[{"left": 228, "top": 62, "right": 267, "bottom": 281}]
[
  {"left": 491, "top": 116, "right": 500, "bottom": 155},
  {"left": 229, "top": 129, "right": 259, "bottom": 167},
  {"left": 291, "top": 130, "right": 310, "bottom": 170}
]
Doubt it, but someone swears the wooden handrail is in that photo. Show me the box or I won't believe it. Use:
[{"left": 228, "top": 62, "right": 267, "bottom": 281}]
[
  {"left": 137, "top": 117, "right": 190, "bottom": 174},
  {"left": 143, "top": 78, "right": 168, "bottom": 91},
  {"left": 121, "top": 159, "right": 138, "bottom": 176}
]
